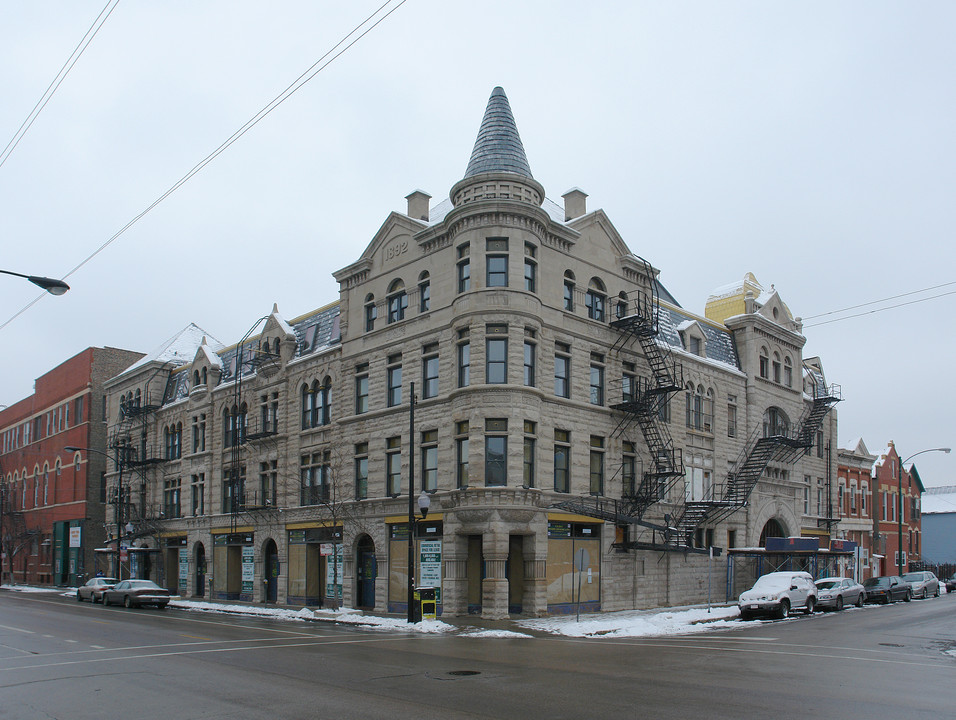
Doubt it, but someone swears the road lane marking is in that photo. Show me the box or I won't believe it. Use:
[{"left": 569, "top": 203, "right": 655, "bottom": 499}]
[{"left": 0, "top": 624, "right": 34, "bottom": 634}]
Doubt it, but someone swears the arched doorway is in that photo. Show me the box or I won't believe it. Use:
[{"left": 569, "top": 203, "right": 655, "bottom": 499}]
[
  {"left": 355, "top": 535, "right": 376, "bottom": 610},
  {"left": 195, "top": 544, "right": 206, "bottom": 598},
  {"left": 759, "top": 518, "right": 787, "bottom": 547},
  {"left": 264, "top": 539, "right": 279, "bottom": 603}
]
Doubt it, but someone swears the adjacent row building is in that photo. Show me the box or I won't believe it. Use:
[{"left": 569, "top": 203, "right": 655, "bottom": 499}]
[
  {"left": 0, "top": 346, "right": 144, "bottom": 585},
  {"left": 86, "top": 88, "right": 844, "bottom": 618}
]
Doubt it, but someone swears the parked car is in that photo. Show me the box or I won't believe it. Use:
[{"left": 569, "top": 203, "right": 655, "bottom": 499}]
[
  {"left": 814, "top": 577, "right": 865, "bottom": 611},
  {"left": 862, "top": 575, "right": 911, "bottom": 604},
  {"left": 902, "top": 571, "right": 940, "bottom": 599},
  {"left": 102, "top": 579, "right": 171, "bottom": 609},
  {"left": 945, "top": 575, "right": 956, "bottom": 593},
  {"left": 738, "top": 571, "right": 817, "bottom": 619},
  {"left": 76, "top": 577, "right": 118, "bottom": 603}
]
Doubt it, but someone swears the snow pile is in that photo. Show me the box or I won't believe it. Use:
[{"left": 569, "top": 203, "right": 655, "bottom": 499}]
[{"left": 517, "top": 604, "right": 748, "bottom": 638}]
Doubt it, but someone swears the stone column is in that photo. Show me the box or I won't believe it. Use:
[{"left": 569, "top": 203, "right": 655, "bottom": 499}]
[{"left": 482, "top": 530, "right": 510, "bottom": 619}]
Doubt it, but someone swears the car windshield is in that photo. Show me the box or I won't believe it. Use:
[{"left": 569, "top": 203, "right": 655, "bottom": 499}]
[
  {"left": 901, "top": 573, "right": 922, "bottom": 582},
  {"left": 815, "top": 580, "right": 838, "bottom": 589},
  {"left": 863, "top": 578, "right": 887, "bottom": 587},
  {"left": 751, "top": 575, "right": 791, "bottom": 591}
]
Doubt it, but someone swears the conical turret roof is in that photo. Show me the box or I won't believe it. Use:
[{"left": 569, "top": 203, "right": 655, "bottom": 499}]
[{"left": 463, "top": 87, "right": 533, "bottom": 179}]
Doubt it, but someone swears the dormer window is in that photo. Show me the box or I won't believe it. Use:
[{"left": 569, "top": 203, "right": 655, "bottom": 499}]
[{"left": 689, "top": 337, "right": 701, "bottom": 356}]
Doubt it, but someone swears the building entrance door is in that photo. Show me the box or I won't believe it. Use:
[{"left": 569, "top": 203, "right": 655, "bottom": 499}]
[{"left": 264, "top": 540, "right": 279, "bottom": 603}]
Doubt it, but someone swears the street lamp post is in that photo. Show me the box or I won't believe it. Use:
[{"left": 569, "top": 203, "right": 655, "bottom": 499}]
[
  {"left": 0, "top": 269, "right": 70, "bottom": 295},
  {"left": 897, "top": 447, "right": 950, "bottom": 577}
]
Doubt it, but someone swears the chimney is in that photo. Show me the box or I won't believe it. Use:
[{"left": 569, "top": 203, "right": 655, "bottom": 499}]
[
  {"left": 405, "top": 190, "right": 432, "bottom": 222},
  {"left": 562, "top": 187, "right": 588, "bottom": 221}
]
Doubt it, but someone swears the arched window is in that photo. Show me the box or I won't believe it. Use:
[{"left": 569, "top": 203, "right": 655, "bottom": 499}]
[
  {"left": 783, "top": 357, "right": 793, "bottom": 387},
  {"left": 759, "top": 347, "right": 770, "bottom": 379},
  {"left": 419, "top": 271, "right": 431, "bottom": 312},
  {"left": 772, "top": 352, "right": 782, "bottom": 383},
  {"left": 563, "top": 271, "right": 575, "bottom": 311},
  {"left": 763, "top": 406, "right": 790, "bottom": 438},
  {"left": 387, "top": 279, "right": 407, "bottom": 324},
  {"left": 301, "top": 383, "right": 316, "bottom": 429},
  {"left": 364, "top": 294, "right": 377, "bottom": 332},
  {"left": 302, "top": 379, "right": 332, "bottom": 429},
  {"left": 202, "top": 367, "right": 208, "bottom": 384},
  {"left": 320, "top": 376, "right": 332, "bottom": 426},
  {"left": 134, "top": 389, "right": 141, "bottom": 409},
  {"left": 193, "top": 370, "right": 200, "bottom": 386},
  {"left": 703, "top": 388, "right": 715, "bottom": 432},
  {"left": 759, "top": 518, "right": 787, "bottom": 546},
  {"left": 585, "top": 278, "right": 606, "bottom": 321},
  {"left": 685, "top": 382, "right": 705, "bottom": 430}
]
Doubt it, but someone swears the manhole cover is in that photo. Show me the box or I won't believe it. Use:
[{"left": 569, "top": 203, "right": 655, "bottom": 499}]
[{"left": 447, "top": 670, "right": 481, "bottom": 676}]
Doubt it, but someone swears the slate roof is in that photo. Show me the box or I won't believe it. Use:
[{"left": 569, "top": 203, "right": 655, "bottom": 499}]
[
  {"left": 463, "top": 87, "right": 533, "bottom": 179},
  {"left": 160, "top": 304, "right": 341, "bottom": 405},
  {"left": 657, "top": 305, "right": 740, "bottom": 370}
]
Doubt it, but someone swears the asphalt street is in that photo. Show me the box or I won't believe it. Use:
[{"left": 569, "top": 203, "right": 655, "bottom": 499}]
[{"left": 2, "top": 590, "right": 954, "bottom": 719}]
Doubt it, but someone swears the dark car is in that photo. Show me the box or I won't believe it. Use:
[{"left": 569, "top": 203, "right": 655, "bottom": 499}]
[
  {"left": 76, "top": 577, "right": 118, "bottom": 603},
  {"left": 102, "top": 579, "right": 171, "bottom": 609},
  {"left": 946, "top": 575, "right": 956, "bottom": 593},
  {"left": 862, "top": 575, "right": 912, "bottom": 604}
]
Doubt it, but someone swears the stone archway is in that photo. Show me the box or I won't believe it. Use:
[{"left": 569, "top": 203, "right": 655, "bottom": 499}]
[{"left": 759, "top": 518, "right": 788, "bottom": 547}]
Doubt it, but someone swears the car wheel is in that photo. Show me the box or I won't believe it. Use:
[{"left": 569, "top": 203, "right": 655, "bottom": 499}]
[
  {"left": 882, "top": 594, "right": 890, "bottom": 604},
  {"left": 934, "top": 587, "right": 940, "bottom": 598},
  {"left": 777, "top": 599, "right": 790, "bottom": 619},
  {"left": 76, "top": 591, "right": 83, "bottom": 602},
  {"left": 804, "top": 597, "right": 815, "bottom": 615},
  {"left": 834, "top": 596, "right": 844, "bottom": 611},
  {"left": 103, "top": 594, "right": 110, "bottom": 606},
  {"left": 856, "top": 592, "right": 864, "bottom": 608},
  {"left": 124, "top": 596, "right": 134, "bottom": 609},
  {"left": 904, "top": 591, "right": 911, "bottom": 602}
]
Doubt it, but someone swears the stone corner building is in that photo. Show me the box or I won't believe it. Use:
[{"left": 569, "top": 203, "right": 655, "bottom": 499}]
[{"left": 103, "top": 87, "right": 840, "bottom": 618}]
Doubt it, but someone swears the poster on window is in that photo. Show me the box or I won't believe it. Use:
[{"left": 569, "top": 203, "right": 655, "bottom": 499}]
[
  {"left": 241, "top": 545, "right": 255, "bottom": 593},
  {"left": 179, "top": 547, "right": 189, "bottom": 593},
  {"left": 325, "top": 543, "right": 343, "bottom": 599},
  {"left": 419, "top": 540, "right": 442, "bottom": 602},
  {"left": 69, "top": 527, "right": 82, "bottom": 548}
]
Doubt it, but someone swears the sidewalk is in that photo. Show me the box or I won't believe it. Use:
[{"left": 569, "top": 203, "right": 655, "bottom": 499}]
[{"left": 2, "top": 583, "right": 744, "bottom": 638}]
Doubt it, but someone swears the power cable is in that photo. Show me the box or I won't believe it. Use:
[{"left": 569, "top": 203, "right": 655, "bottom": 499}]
[
  {"left": 0, "top": 0, "right": 408, "bottom": 333},
  {"left": 0, "top": 0, "right": 121, "bottom": 170},
  {"left": 803, "top": 289, "right": 956, "bottom": 328},
  {"left": 802, "top": 280, "right": 956, "bottom": 321}
]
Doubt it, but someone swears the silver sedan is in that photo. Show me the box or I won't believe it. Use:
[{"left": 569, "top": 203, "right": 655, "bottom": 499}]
[{"left": 814, "top": 577, "right": 865, "bottom": 610}]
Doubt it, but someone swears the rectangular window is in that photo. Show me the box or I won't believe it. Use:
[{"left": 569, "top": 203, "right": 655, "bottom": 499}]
[
  {"left": 191, "top": 473, "right": 205, "bottom": 516},
  {"left": 222, "top": 465, "right": 246, "bottom": 513},
  {"left": 74, "top": 396, "right": 84, "bottom": 425},
  {"left": 623, "top": 441, "right": 636, "bottom": 496},
  {"left": 816, "top": 431, "right": 824, "bottom": 458},
  {"left": 850, "top": 485, "right": 856, "bottom": 513},
  {"left": 589, "top": 353, "right": 605, "bottom": 406},
  {"left": 387, "top": 355, "right": 402, "bottom": 407},
  {"left": 300, "top": 451, "right": 330, "bottom": 506},
  {"left": 486, "top": 254, "right": 508, "bottom": 287},
  {"left": 354, "top": 443, "right": 369, "bottom": 500},
  {"left": 727, "top": 396, "right": 737, "bottom": 438},
  {"left": 486, "top": 326, "right": 508, "bottom": 384},
  {"left": 524, "top": 339, "right": 536, "bottom": 387},
  {"left": 192, "top": 414, "right": 206, "bottom": 453},
  {"left": 163, "top": 478, "right": 182, "bottom": 519},
  {"left": 457, "top": 330, "right": 470, "bottom": 388},
  {"left": 387, "top": 290, "right": 407, "bottom": 324},
  {"left": 421, "top": 429, "right": 438, "bottom": 492},
  {"left": 355, "top": 363, "right": 369, "bottom": 414},
  {"left": 861, "top": 485, "right": 868, "bottom": 515},
  {"left": 563, "top": 279, "right": 574, "bottom": 311},
  {"left": 554, "top": 429, "right": 571, "bottom": 493},
  {"left": 457, "top": 243, "right": 471, "bottom": 293},
  {"left": 259, "top": 460, "right": 277, "bottom": 506},
  {"left": 456, "top": 421, "right": 469, "bottom": 489},
  {"left": 523, "top": 420, "right": 536, "bottom": 488},
  {"left": 554, "top": 343, "right": 571, "bottom": 398},
  {"left": 422, "top": 344, "right": 439, "bottom": 399},
  {"left": 386, "top": 437, "right": 402, "bottom": 496},
  {"left": 365, "top": 300, "right": 377, "bottom": 332},
  {"left": 622, "top": 362, "right": 636, "bottom": 403},
  {"left": 585, "top": 290, "right": 605, "bottom": 321},
  {"left": 524, "top": 258, "right": 536, "bottom": 292},
  {"left": 589, "top": 435, "right": 605, "bottom": 495},
  {"left": 484, "top": 419, "right": 508, "bottom": 487}
]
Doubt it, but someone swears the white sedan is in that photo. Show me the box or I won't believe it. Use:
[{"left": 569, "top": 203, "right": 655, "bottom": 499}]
[{"left": 814, "top": 576, "right": 865, "bottom": 611}]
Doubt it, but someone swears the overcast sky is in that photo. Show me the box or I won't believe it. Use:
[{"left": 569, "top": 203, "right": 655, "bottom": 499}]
[{"left": 1, "top": 2, "right": 953, "bottom": 486}]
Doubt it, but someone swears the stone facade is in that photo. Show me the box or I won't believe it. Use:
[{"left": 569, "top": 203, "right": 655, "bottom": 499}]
[{"left": 100, "top": 87, "right": 839, "bottom": 618}]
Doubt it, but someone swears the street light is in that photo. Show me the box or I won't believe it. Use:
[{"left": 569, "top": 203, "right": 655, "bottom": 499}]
[
  {"left": 0, "top": 269, "right": 70, "bottom": 295},
  {"left": 898, "top": 447, "right": 950, "bottom": 577}
]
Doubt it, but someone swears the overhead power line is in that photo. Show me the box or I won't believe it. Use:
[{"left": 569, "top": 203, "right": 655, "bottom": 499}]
[
  {"left": 803, "top": 288, "right": 956, "bottom": 328},
  {"left": 0, "top": 0, "right": 121, "bottom": 171},
  {"left": 0, "top": 0, "right": 408, "bottom": 333},
  {"left": 801, "top": 280, "right": 956, "bottom": 321}
]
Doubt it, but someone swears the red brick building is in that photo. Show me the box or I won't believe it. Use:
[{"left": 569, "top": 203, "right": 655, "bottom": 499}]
[
  {"left": 869, "top": 441, "right": 924, "bottom": 577},
  {"left": 836, "top": 439, "right": 876, "bottom": 580},
  {"left": 0, "top": 346, "right": 142, "bottom": 586}
]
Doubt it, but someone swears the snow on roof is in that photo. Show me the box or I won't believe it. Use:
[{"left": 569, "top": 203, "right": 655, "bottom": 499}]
[
  {"left": 200, "top": 341, "right": 223, "bottom": 369},
  {"left": 922, "top": 486, "right": 956, "bottom": 514},
  {"left": 119, "top": 323, "right": 222, "bottom": 378}
]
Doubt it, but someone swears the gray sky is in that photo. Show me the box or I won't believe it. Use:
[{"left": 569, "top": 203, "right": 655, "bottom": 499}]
[{"left": 2, "top": 1, "right": 953, "bottom": 485}]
